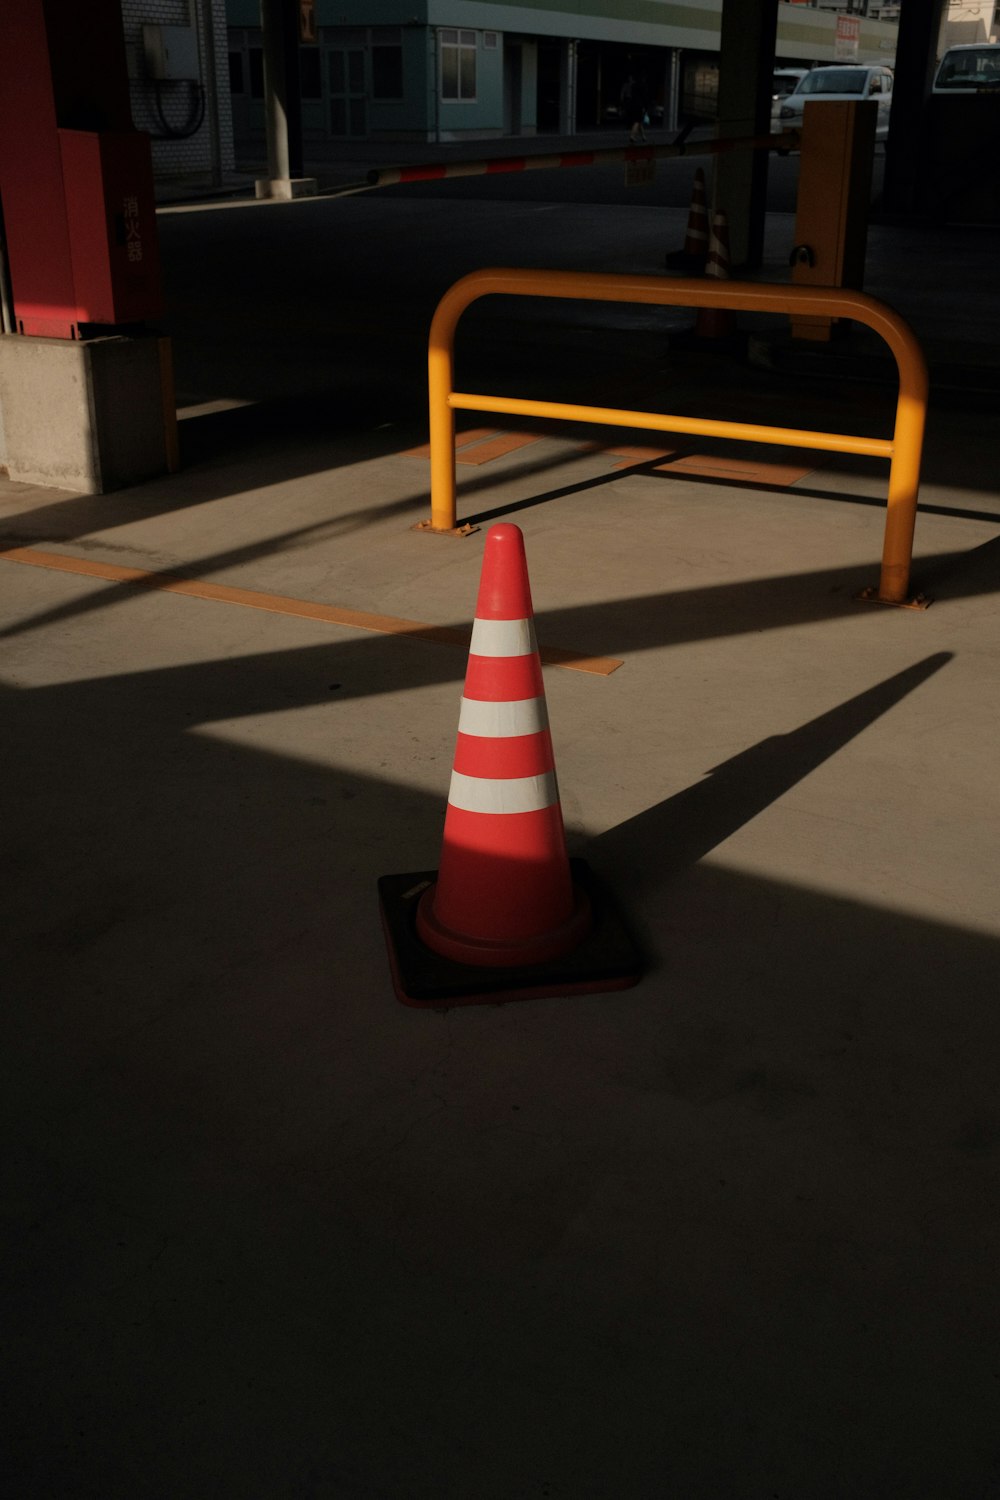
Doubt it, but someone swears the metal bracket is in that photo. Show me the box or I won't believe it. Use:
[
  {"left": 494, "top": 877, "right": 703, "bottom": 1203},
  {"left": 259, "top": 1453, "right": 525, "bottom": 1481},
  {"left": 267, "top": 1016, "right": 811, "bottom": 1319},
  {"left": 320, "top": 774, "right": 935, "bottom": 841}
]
[
  {"left": 412, "top": 519, "right": 480, "bottom": 538},
  {"left": 855, "top": 586, "right": 932, "bottom": 610}
]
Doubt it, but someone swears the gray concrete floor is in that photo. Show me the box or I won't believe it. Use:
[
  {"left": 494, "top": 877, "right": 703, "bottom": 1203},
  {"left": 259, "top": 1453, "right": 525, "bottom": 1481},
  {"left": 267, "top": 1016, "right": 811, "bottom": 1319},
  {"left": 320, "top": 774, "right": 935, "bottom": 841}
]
[{"left": 3, "top": 187, "right": 1000, "bottom": 1498}]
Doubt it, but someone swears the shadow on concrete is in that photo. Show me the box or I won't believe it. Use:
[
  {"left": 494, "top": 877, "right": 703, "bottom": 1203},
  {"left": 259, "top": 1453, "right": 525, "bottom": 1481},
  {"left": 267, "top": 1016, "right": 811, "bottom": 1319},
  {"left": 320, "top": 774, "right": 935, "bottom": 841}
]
[
  {"left": 914, "top": 531, "right": 1000, "bottom": 598},
  {"left": 462, "top": 453, "right": 1000, "bottom": 532},
  {"left": 5, "top": 146, "right": 1000, "bottom": 1500},
  {"left": 3, "top": 515, "right": 1000, "bottom": 659},
  {"left": 3, "top": 408, "right": 999, "bottom": 578},
  {"left": 140, "top": 188, "right": 1000, "bottom": 542},
  {"left": 594, "top": 652, "right": 953, "bottom": 959},
  {"left": 0, "top": 402, "right": 436, "bottom": 544},
  {"left": 4, "top": 636, "right": 998, "bottom": 1499}
]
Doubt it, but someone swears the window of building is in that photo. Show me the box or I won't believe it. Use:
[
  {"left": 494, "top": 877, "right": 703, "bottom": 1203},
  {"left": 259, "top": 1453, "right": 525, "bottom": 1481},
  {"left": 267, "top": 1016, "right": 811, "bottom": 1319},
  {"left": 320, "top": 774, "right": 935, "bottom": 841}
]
[
  {"left": 328, "top": 46, "right": 366, "bottom": 136},
  {"left": 372, "top": 27, "right": 403, "bottom": 100},
  {"left": 228, "top": 51, "right": 244, "bottom": 93},
  {"left": 300, "top": 47, "right": 322, "bottom": 99},
  {"left": 328, "top": 48, "right": 365, "bottom": 96},
  {"left": 440, "top": 28, "right": 476, "bottom": 101}
]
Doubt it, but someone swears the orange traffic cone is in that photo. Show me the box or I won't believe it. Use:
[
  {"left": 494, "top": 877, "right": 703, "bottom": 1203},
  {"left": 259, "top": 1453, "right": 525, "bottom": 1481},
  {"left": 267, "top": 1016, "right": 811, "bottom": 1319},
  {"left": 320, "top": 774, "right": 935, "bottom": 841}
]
[
  {"left": 416, "top": 523, "right": 591, "bottom": 968},
  {"left": 666, "top": 168, "right": 709, "bottom": 270},
  {"left": 694, "top": 209, "right": 738, "bottom": 341},
  {"left": 378, "top": 523, "right": 643, "bottom": 1007}
]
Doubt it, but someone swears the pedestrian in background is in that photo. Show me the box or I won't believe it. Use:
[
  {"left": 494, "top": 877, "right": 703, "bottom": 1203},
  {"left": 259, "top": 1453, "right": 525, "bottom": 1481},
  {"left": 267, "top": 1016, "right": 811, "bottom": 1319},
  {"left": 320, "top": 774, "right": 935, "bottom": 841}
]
[{"left": 621, "top": 71, "right": 648, "bottom": 143}]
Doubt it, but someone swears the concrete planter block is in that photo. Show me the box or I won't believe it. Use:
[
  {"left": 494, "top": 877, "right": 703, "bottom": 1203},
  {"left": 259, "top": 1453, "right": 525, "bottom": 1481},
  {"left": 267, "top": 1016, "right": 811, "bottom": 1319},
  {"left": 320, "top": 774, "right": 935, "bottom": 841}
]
[{"left": 0, "top": 332, "right": 176, "bottom": 495}]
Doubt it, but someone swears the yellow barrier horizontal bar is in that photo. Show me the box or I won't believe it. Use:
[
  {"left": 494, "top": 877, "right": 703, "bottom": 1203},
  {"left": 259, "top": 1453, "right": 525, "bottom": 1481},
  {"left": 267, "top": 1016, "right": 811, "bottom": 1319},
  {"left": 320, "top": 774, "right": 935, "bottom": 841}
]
[
  {"left": 426, "top": 269, "right": 929, "bottom": 604},
  {"left": 449, "top": 391, "right": 895, "bottom": 462}
]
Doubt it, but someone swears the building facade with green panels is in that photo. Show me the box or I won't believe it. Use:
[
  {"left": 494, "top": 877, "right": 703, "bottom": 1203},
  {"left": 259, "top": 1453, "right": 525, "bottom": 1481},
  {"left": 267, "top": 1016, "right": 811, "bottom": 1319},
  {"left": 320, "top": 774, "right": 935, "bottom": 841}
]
[{"left": 226, "top": 1, "right": 899, "bottom": 144}]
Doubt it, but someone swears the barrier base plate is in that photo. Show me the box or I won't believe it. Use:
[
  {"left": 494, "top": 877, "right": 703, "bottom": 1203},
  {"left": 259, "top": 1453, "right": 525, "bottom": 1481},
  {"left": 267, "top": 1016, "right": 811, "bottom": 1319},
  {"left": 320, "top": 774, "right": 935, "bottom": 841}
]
[
  {"left": 377, "top": 858, "right": 643, "bottom": 1008},
  {"left": 411, "top": 519, "right": 480, "bottom": 538},
  {"left": 855, "top": 586, "right": 932, "bottom": 610}
]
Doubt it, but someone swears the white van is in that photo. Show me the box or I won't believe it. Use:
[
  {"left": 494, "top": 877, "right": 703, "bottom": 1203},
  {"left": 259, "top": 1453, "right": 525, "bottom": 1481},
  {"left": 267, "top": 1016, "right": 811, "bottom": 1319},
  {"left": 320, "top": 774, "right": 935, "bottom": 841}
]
[
  {"left": 771, "top": 67, "right": 809, "bottom": 127},
  {"left": 779, "top": 64, "right": 895, "bottom": 140},
  {"left": 933, "top": 43, "right": 1000, "bottom": 93}
]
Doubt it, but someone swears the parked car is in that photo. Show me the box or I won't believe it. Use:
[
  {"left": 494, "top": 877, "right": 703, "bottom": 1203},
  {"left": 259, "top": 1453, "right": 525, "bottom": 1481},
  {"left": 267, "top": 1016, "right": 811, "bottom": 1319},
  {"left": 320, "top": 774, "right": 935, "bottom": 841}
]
[
  {"left": 779, "top": 64, "right": 894, "bottom": 140},
  {"left": 932, "top": 43, "right": 1000, "bottom": 93},
  {"left": 771, "top": 67, "right": 809, "bottom": 127}
]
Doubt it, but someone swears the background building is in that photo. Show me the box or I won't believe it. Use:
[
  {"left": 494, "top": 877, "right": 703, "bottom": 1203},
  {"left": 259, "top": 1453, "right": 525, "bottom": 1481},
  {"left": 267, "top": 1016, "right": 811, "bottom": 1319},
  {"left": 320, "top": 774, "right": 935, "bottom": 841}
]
[
  {"left": 938, "top": 0, "right": 999, "bottom": 48},
  {"left": 224, "top": 0, "right": 901, "bottom": 147},
  {"left": 122, "top": 0, "right": 235, "bottom": 186}
]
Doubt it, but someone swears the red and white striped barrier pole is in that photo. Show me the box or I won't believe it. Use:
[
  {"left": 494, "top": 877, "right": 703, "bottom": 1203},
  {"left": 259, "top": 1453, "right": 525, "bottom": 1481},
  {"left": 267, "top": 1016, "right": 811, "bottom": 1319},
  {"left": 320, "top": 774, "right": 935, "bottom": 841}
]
[{"left": 365, "top": 130, "right": 796, "bottom": 190}]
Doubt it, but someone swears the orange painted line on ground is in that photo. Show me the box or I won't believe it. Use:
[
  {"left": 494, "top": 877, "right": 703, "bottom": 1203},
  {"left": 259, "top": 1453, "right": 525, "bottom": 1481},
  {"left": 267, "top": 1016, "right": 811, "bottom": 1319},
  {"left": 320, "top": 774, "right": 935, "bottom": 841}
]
[
  {"left": 403, "top": 426, "right": 499, "bottom": 458},
  {"left": 456, "top": 430, "right": 543, "bottom": 465},
  {"left": 652, "top": 454, "right": 816, "bottom": 486},
  {"left": 404, "top": 427, "right": 544, "bottom": 463},
  {"left": 607, "top": 445, "right": 684, "bottom": 461},
  {"left": 0, "top": 546, "right": 623, "bottom": 676},
  {"left": 608, "top": 443, "right": 689, "bottom": 469}
]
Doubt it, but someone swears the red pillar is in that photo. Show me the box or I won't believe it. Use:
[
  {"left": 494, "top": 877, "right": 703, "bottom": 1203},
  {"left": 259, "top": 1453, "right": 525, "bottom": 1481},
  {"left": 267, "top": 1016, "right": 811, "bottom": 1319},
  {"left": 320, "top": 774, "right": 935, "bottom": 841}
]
[{"left": 0, "top": 0, "right": 162, "bottom": 338}]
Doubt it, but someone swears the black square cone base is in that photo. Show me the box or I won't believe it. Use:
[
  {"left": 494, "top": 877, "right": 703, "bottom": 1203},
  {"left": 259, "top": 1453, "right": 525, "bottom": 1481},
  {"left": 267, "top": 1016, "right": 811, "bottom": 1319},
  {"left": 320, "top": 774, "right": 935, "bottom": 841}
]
[{"left": 377, "top": 858, "right": 643, "bottom": 1009}]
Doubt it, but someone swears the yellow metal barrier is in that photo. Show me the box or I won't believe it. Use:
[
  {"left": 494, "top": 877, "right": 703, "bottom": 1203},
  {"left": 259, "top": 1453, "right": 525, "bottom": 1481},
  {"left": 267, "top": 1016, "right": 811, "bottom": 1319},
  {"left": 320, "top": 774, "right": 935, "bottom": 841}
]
[{"left": 424, "top": 268, "right": 929, "bottom": 607}]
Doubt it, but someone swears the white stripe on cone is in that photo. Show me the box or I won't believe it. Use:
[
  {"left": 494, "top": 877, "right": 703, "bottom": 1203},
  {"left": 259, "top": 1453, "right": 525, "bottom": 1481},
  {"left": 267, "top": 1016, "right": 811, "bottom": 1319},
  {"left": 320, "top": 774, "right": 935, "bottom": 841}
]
[
  {"left": 458, "top": 695, "right": 549, "bottom": 737},
  {"left": 705, "top": 212, "right": 731, "bottom": 280},
  {"left": 447, "top": 769, "right": 559, "bottom": 815},
  {"left": 469, "top": 616, "right": 537, "bottom": 657},
  {"left": 686, "top": 174, "right": 708, "bottom": 247}
]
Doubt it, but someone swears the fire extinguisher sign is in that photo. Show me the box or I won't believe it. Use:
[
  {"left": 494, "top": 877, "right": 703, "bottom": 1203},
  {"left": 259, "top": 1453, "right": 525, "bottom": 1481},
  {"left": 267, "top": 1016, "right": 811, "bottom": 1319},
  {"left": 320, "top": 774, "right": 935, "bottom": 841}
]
[{"left": 122, "top": 196, "right": 143, "bottom": 263}]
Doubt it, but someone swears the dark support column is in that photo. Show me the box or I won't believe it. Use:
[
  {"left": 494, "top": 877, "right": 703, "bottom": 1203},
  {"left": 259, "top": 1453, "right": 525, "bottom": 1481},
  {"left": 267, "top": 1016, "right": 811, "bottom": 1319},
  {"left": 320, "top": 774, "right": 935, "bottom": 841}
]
[
  {"left": 261, "top": 0, "right": 290, "bottom": 181},
  {"left": 561, "top": 40, "right": 577, "bottom": 135},
  {"left": 714, "top": 0, "right": 779, "bottom": 269},
  {"left": 883, "top": 0, "right": 947, "bottom": 217},
  {"left": 282, "top": 0, "right": 302, "bottom": 178},
  {"left": 664, "top": 49, "right": 680, "bottom": 135},
  {"left": 199, "top": 0, "right": 224, "bottom": 190},
  {"left": 259, "top": 0, "right": 305, "bottom": 193}
]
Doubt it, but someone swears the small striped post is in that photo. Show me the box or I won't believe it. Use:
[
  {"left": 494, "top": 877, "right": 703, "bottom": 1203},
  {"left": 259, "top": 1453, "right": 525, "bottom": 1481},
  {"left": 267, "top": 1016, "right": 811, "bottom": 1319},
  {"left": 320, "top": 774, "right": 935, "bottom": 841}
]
[
  {"left": 684, "top": 169, "right": 709, "bottom": 259},
  {"left": 416, "top": 524, "right": 592, "bottom": 967},
  {"left": 704, "top": 209, "right": 732, "bottom": 281},
  {"left": 665, "top": 167, "right": 710, "bottom": 271},
  {"left": 695, "top": 210, "right": 738, "bottom": 340}
]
